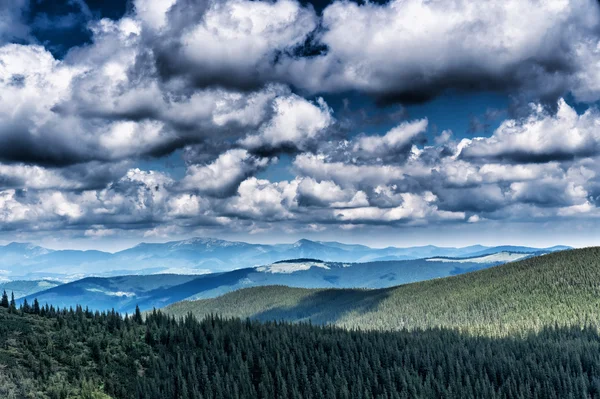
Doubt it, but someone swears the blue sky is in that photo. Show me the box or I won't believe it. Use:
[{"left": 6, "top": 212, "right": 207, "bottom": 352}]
[{"left": 2, "top": 0, "right": 600, "bottom": 251}]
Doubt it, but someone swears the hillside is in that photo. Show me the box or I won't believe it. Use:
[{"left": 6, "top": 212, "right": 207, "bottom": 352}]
[
  {"left": 20, "top": 274, "right": 201, "bottom": 314},
  {"left": 0, "top": 279, "right": 60, "bottom": 299},
  {"left": 165, "top": 247, "right": 600, "bottom": 335},
  {"left": 4, "top": 305, "right": 600, "bottom": 398}
]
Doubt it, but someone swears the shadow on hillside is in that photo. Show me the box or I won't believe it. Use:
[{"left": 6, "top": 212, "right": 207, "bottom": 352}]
[{"left": 251, "top": 287, "right": 392, "bottom": 326}]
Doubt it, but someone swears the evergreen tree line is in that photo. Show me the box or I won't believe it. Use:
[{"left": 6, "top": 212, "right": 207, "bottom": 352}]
[{"left": 3, "top": 292, "right": 600, "bottom": 398}]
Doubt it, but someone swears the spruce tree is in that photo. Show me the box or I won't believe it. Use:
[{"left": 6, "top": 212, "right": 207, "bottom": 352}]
[
  {"left": 9, "top": 292, "right": 16, "bottom": 313},
  {"left": 1, "top": 290, "right": 8, "bottom": 308},
  {"left": 134, "top": 305, "right": 143, "bottom": 324},
  {"left": 22, "top": 298, "right": 30, "bottom": 313}
]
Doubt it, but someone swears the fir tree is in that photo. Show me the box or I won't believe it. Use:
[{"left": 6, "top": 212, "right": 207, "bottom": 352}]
[
  {"left": 9, "top": 292, "right": 16, "bottom": 313},
  {"left": 0, "top": 290, "right": 8, "bottom": 308}
]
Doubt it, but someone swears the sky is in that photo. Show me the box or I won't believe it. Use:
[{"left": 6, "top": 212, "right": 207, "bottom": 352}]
[{"left": 2, "top": 0, "right": 600, "bottom": 251}]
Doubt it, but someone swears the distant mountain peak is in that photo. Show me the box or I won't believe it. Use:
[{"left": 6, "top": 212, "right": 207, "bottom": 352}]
[
  {"left": 5, "top": 242, "right": 36, "bottom": 249},
  {"left": 171, "top": 237, "right": 247, "bottom": 248},
  {"left": 3, "top": 242, "right": 53, "bottom": 254},
  {"left": 293, "top": 239, "right": 320, "bottom": 247}
]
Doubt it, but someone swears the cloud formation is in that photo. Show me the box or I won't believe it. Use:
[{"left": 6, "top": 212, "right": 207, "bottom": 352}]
[
  {"left": 126, "top": 0, "right": 600, "bottom": 106},
  {"left": 181, "top": 149, "right": 271, "bottom": 197},
  {"left": 459, "top": 100, "right": 600, "bottom": 163},
  {"left": 287, "top": 0, "right": 600, "bottom": 106},
  {"left": 1, "top": 0, "right": 600, "bottom": 242},
  {"left": 147, "top": 0, "right": 317, "bottom": 90}
]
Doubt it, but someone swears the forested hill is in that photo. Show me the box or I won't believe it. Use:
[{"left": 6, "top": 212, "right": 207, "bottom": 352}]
[
  {"left": 165, "top": 247, "right": 600, "bottom": 335},
  {"left": 4, "top": 305, "right": 600, "bottom": 398}
]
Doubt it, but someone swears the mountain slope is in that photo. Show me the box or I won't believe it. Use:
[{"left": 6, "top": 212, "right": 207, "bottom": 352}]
[
  {"left": 22, "top": 274, "right": 201, "bottom": 314},
  {"left": 5, "top": 306, "right": 600, "bottom": 399},
  {"left": 25, "top": 254, "right": 519, "bottom": 313},
  {"left": 164, "top": 247, "right": 600, "bottom": 335},
  {"left": 0, "top": 280, "right": 60, "bottom": 299}
]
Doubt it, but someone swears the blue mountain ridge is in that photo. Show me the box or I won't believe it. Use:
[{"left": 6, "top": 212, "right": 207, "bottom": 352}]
[{"left": 0, "top": 237, "right": 569, "bottom": 281}]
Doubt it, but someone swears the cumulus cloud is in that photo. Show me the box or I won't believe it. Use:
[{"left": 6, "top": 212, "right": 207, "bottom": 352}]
[
  {"left": 352, "top": 119, "right": 428, "bottom": 161},
  {"left": 459, "top": 99, "right": 600, "bottom": 163},
  {"left": 0, "top": 163, "right": 128, "bottom": 191},
  {"left": 3, "top": 0, "right": 600, "bottom": 240},
  {"left": 129, "top": 0, "right": 600, "bottom": 106},
  {"left": 0, "top": 44, "right": 86, "bottom": 165},
  {"left": 240, "top": 95, "right": 333, "bottom": 153},
  {"left": 224, "top": 177, "right": 299, "bottom": 221},
  {"left": 0, "top": 168, "right": 214, "bottom": 232},
  {"left": 134, "top": 0, "right": 177, "bottom": 31},
  {"left": 294, "top": 153, "right": 407, "bottom": 188},
  {"left": 278, "top": 0, "right": 600, "bottom": 105},
  {"left": 296, "top": 177, "right": 368, "bottom": 208},
  {"left": 280, "top": 99, "right": 600, "bottom": 228},
  {"left": 181, "top": 149, "right": 271, "bottom": 197},
  {"left": 150, "top": 0, "right": 317, "bottom": 90},
  {"left": 0, "top": 21, "right": 326, "bottom": 167},
  {"left": 333, "top": 192, "right": 465, "bottom": 225}
]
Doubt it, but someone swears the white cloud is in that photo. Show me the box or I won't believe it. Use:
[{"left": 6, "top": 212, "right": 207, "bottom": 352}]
[
  {"left": 278, "top": 0, "right": 600, "bottom": 102},
  {"left": 296, "top": 177, "right": 368, "bottom": 208},
  {"left": 3, "top": 0, "right": 600, "bottom": 239},
  {"left": 293, "top": 153, "right": 427, "bottom": 189},
  {"left": 182, "top": 149, "right": 271, "bottom": 196},
  {"left": 134, "top": 0, "right": 177, "bottom": 30},
  {"left": 0, "top": 164, "right": 80, "bottom": 190},
  {"left": 225, "top": 177, "right": 298, "bottom": 220},
  {"left": 334, "top": 192, "right": 465, "bottom": 224},
  {"left": 182, "top": 0, "right": 314, "bottom": 68},
  {"left": 240, "top": 95, "right": 333, "bottom": 151},
  {"left": 353, "top": 118, "right": 427, "bottom": 158},
  {"left": 459, "top": 99, "right": 600, "bottom": 162},
  {"left": 153, "top": 0, "right": 317, "bottom": 89}
]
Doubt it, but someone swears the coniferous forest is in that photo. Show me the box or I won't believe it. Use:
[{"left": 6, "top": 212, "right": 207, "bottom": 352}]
[
  {"left": 166, "top": 248, "right": 600, "bottom": 336},
  {"left": 4, "top": 301, "right": 600, "bottom": 399}
]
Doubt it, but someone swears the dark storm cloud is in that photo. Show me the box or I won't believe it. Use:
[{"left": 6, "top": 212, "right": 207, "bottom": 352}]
[
  {"left": 58, "top": 161, "right": 132, "bottom": 190},
  {"left": 436, "top": 187, "right": 508, "bottom": 213},
  {"left": 0, "top": 124, "right": 92, "bottom": 167},
  {"left": 370, "top": 62, "right": 573, "bottom": 107}
]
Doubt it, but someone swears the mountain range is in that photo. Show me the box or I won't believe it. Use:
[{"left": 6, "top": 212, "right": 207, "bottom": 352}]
[
  {"left": 22, "top": 251, "right": 542, "bottom": 313},
  {"left": 0, "top": 238, "right": 570, "bottom": 281}
]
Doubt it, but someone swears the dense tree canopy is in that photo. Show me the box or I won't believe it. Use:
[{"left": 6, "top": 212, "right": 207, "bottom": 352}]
[{"left": 3, "top": 302, "right": 600, "bottom": 398}]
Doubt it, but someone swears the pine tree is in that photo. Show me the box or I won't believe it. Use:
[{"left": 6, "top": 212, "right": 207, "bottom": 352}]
[
  {"left": 9, "top": 292, "right": 16, "bottom": 313},
  {"left": 1, "top": 290, "right": 8, "bottom": 308},
  {"left": 22, "top": 298, "right": 30, "bottom": 313},
  {"left": 134, "top": 305, "right": 143, "bottom": 324}
]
